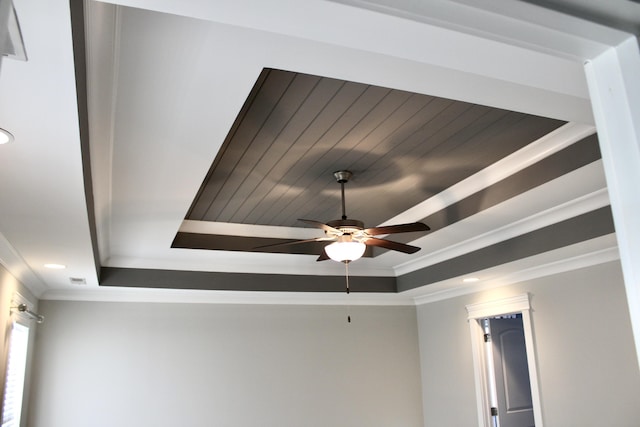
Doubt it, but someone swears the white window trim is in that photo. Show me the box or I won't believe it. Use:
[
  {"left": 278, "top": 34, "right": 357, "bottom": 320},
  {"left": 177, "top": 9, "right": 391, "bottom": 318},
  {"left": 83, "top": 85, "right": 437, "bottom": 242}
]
[
  {"left": 2, "top": 322, "right": 29, "bottom": 427},
  {"left": 2, "top": 293, "right": 36, "bottom": 427},
  {"left": 466, "top": 293, "right": 543, "bottom": 427}
]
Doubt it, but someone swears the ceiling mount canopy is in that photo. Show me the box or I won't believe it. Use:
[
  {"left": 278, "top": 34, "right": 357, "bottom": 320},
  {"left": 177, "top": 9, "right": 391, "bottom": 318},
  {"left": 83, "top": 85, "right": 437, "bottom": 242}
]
[{"left": 333, "top": 170, "right": 352, "bottom": 183}]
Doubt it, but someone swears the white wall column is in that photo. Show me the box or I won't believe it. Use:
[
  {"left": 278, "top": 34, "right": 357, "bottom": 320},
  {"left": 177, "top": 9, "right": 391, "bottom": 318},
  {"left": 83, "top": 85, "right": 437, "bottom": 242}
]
[{"left": 585, "top": 36, "right": 640, "bottom": 370}]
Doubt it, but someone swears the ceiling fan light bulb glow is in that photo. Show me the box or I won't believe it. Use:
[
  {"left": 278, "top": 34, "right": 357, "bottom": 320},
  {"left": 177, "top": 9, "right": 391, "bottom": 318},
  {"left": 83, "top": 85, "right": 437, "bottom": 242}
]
[{"left": 325, "top": 241, "right": 366, "bottom": 263}]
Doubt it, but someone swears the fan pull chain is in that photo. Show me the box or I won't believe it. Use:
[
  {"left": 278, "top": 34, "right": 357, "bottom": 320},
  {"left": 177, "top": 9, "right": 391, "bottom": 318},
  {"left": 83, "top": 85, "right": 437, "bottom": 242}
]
[{"left": 345, "top": 261, "right": 351, "bottom": 323}]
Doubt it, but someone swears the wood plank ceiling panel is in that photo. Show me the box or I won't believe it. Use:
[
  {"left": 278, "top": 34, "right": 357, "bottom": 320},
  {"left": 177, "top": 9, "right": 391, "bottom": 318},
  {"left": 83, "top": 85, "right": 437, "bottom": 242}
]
[
  {"left": 241, "top": 91, "right": 435, "bottom": 225},
  {"left": 242, "top": 80, "right": 372, "bottom": 224},
  {"left": 269, "top": 87, "right": 413, "bottom": 225},
  {"left": 262, "top": 84, "right": 394, "bottom": 226},
  {"left": 187, "top": 70, "right": 296, "bottom": 219},
  {"left": 214, "top": 73, "right": 325, "bottom": 222},
  {"left": 185, "top": 68, "right": 566, "bottom": 232},
  {"left": 229, "top": 77, "right": 347, "bottom": 223}
]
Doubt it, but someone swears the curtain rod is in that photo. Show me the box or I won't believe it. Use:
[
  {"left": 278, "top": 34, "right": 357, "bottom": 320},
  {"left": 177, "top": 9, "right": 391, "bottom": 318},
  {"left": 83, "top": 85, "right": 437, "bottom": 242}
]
[{"left": 11, "top": 303, "right": 44, "bottom": 324}]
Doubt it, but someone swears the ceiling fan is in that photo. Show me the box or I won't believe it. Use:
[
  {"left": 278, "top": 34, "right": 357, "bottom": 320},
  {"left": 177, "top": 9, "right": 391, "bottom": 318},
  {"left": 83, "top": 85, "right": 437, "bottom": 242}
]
[{"left": 259, "top": 170, "right": 430, "bottom": 263}]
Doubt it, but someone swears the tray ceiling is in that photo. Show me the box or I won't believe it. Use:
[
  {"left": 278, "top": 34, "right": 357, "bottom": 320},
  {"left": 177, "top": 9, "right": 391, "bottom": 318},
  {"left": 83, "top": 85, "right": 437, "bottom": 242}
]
[
  {"left": 174, "top": 68, "right": 570, "bottom": 259},
  {"left": 1, "top": 0, "right": 631, "bottom": 299},
  {"left": 186, "top": 68, "right": 565, "bottom": 228}
]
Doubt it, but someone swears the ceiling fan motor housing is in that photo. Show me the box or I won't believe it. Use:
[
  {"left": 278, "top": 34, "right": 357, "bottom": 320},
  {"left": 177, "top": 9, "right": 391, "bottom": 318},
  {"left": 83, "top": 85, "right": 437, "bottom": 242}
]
[{"left": 327, "top": 219, "right": 364, "bottom": 234}]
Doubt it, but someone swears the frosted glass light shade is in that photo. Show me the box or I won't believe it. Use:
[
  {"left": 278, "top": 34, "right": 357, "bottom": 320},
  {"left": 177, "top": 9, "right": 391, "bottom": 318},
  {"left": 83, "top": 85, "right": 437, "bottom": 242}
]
[{"left": 325, "top": 241, "right": 366, "bottom": 262}]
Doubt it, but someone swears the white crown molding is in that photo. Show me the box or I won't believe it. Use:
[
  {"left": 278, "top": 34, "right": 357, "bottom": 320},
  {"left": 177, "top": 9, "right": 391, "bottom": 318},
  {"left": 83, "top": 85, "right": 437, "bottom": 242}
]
[
  {"left": 411, "top": 234, "right": 619, "bottom": 306},
  {"left": 381, "top": 122, "right": 596, "bottom": 227},
  {"left": 104, "top": 251, "right": 397, "bottom": 277},
  {"left": 0, "top": 231, "right": 47, "bottom": 297},
  {"left": 40, "top": 286, "right": 415, "bottom": 306},
  {"left": 332, "top": 0, "right": 629, "bottom": 61},
  {"left": 394, "top": 180, "right": 609, "bottom": 276},
  {"left": 42, "top": 235, "right": 618, "bottom": 306}
]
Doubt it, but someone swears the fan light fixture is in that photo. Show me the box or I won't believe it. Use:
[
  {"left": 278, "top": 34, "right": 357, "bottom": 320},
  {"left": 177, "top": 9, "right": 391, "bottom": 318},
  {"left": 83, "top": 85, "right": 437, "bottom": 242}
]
[
  {"left": 254, "top": 170, "right": 431, "bottom": 323},
  {"left": 255, "top": 170, "right": 430, "bottom": 264},
  {"left": 325, "top": 240, "right": 366, "bottom": 263}
]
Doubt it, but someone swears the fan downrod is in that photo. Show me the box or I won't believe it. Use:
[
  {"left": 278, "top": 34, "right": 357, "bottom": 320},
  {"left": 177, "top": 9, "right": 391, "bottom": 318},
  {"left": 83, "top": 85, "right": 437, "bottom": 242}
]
[{"left": 333, "top": 170, "right": 353, "bottom": 220}]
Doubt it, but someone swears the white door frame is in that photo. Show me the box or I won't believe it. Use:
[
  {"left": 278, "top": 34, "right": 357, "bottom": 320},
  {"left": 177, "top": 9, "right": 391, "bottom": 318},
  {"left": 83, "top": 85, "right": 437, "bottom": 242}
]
[{"left": 466, "top": 294, "right": 543, "bottom": 427}]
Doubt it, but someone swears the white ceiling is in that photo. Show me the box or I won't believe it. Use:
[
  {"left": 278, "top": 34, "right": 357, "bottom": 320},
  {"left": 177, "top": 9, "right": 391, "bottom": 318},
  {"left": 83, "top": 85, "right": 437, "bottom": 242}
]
[{"left": 0, "top": 0, "right": 637, "bottom": 303}]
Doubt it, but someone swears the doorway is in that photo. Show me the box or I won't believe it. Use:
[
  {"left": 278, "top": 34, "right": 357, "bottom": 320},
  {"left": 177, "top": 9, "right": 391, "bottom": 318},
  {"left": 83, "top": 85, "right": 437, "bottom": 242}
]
[
  {"left": 483, "top": 314, "right": 535, "bottom": 427},
  {"left": 466, "top": 294, "right": 543, "bottom": 427}
]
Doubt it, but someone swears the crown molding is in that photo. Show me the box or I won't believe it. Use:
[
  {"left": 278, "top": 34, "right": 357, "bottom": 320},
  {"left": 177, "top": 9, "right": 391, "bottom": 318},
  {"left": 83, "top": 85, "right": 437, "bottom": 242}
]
[
  {"left": 411, "top": 234, "right": 619, "bottom": 306},
  {"left": 0, "top": 232, "right": 47, "bottom": 297},
  {"left": 395, "top": 179, "right": 609, "bottom": 276},
  {"left": 41, "top": 234, "right": 618, "bottom": 306},
  {"left": 40, "top": 286, "right": 414, "bottom": 306},
  {"left": 382, "top": 122, "right": 596, "bottom": 227}
]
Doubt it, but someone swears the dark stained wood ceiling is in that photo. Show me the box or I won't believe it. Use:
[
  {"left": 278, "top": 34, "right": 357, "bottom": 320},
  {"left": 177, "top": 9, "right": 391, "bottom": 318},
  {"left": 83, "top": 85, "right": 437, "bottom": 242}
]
[{"left": 185, "top": 68, "right": 565, "bottom": 231}]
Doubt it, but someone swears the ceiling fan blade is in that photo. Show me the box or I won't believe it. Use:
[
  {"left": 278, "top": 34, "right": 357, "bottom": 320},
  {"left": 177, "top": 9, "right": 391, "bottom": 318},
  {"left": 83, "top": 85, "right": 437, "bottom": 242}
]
[
  {"left": 364, "top": 222, "right": 430, "bottom": 236},
  {"left": 298, "top": 219, "right": 341, "bottom": 234},
  {"left": 364, "top": 237, "right": 421, "bottom": 254},
  {"left": 316, "top": 247, "right": 330, "bottom": 262},
  {"left": 254, "top": 237, "right": 334, "bottom": 250}
]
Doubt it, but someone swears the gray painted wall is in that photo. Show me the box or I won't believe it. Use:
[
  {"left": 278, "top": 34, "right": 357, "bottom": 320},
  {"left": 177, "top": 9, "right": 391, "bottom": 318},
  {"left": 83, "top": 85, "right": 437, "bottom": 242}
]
[
  {"left": 27, "top": 302, "right": 423, "bottom": 427},
  {"left": 23, "top": 261, "right": 640, "bottom": 426},
  {"left": 416, "top": 261, "right": 640, "bottom": 426}
]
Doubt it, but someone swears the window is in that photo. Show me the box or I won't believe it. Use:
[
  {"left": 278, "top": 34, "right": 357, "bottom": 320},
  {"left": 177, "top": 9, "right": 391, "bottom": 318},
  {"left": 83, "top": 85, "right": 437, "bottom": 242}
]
[{"left": 2, "top": 322, "right": 30, "bottom": 427}]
